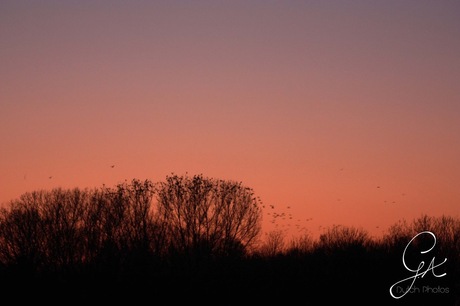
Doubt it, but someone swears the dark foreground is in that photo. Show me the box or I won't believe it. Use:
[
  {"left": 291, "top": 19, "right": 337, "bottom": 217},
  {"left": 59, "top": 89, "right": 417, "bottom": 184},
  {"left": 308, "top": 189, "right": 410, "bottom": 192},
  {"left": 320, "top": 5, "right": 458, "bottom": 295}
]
[{"left": 1, "top": 245, "right": 458, "bottom": 305}]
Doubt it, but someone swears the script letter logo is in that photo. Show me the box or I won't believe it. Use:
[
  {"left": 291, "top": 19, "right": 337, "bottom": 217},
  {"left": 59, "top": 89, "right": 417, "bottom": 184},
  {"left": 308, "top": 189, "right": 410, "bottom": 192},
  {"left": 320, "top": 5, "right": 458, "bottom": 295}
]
[{"left": 389, "top": 231, "right": 447, "bottom": 299}]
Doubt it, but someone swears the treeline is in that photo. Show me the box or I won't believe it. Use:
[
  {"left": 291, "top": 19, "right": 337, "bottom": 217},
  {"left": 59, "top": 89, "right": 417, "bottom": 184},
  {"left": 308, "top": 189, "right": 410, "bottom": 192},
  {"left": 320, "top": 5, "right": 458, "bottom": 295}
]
[{"left": 0, "top": 174, "right": 458, "bottom": 305}]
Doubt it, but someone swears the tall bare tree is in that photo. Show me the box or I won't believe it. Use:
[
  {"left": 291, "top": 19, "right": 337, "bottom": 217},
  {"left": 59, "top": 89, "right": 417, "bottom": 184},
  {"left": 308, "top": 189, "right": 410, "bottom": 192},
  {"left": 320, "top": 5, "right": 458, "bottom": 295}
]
[
  {"left": 0, "top": 194, "right": 44, "bottom": 269},
  {"left": 155, "top": 173, "right": 262, "bottom": 258}
]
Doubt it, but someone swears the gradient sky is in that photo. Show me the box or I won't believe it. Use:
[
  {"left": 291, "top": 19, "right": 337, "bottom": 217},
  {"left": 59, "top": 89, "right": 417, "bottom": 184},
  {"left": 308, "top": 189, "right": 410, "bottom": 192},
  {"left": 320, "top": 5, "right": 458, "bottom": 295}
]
[{"left": 1, "top": 1, "right": 460, "bottom": 240}]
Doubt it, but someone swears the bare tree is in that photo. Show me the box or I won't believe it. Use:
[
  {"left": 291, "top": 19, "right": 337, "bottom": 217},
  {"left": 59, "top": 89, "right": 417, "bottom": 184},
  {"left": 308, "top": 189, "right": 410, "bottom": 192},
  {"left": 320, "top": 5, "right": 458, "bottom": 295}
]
[
  {"left": 286, "top": 233, "right": 314, "bottom": 256},
  {"left": 39, "top": 188, "right": 88, "bottom": 271},
  {"left": 381, "top": 218, "right": 412, "bottom": 252},
  {"left": 82, "top": 179, "right": 160, "bottom": 273},
  {"left": 155, "top": 173, "right": 262, "bottom": 258},
  {"left": 258, "top": 230, "right": 286, "bottom": 257},
  {"left": 0, "top": 195, "right": 44, "bottom": 270},
  {"left": 381, "top": 214, "right": 460, "bottom": 257},
  {"left": 0, "top": 189, "right": 91, "bottom": 273},
  {"left": 318, "top": 225, "right": 370, "bottom": 254}
]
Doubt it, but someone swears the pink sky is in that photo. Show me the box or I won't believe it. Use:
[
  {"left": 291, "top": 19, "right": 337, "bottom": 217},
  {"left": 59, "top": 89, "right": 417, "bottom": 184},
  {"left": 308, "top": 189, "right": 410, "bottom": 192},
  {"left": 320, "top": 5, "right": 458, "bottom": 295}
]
[{"left": 1, "top": 1, "right": 460, "bottom": 240}]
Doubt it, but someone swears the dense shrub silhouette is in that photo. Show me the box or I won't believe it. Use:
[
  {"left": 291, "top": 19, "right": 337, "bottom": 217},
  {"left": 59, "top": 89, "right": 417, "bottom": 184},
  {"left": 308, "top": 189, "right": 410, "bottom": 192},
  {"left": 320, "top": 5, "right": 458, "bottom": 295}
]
[{"left": 0, "top": 174, "right": 458, "bottom": 305}]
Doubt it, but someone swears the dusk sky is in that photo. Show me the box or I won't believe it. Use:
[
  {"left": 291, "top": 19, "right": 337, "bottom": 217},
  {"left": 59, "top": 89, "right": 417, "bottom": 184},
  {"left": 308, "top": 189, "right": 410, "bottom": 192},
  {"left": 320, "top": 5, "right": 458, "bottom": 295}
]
[{"left": 1, "top": 1, "right": 459, "bottom": 239}]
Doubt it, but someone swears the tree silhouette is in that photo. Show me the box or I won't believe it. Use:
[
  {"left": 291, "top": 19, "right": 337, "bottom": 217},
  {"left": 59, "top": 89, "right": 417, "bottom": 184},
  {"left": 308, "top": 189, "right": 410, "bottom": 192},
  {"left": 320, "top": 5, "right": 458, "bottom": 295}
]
[
  {"left": 0, "top": 175, "right": 459, "bottom": 305},
  {"left": 155, "top": 173, "right": 262, "bottom": 260},
  {"left": 84, "top": 179, "right": 160, "bottom": 280},
  {"left": 286, "top": 233, "right": 314, "bottom": 256},
  {"left": 0, "top": 195, "right": 44, "bottom": 272},
  {"left": 317, "top": 224, "right": 370, "bottom": 254},
  {"left": 259, "top": 229, "right": 286, "bottom": 257}
]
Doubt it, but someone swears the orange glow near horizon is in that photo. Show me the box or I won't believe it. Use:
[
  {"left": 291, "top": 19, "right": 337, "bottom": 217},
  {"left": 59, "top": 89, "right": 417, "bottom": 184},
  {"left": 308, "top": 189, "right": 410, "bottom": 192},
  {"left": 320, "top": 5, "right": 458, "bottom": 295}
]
[{"left": 1, "top": 1, "right": 460, "bottom": 241}]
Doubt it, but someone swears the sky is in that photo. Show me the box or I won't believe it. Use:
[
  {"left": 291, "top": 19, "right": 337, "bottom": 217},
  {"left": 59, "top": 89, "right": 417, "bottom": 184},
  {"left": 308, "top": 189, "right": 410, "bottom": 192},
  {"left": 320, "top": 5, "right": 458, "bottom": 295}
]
[{"left": 1, "top": 0, "right": 460, "bottom": 240}]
